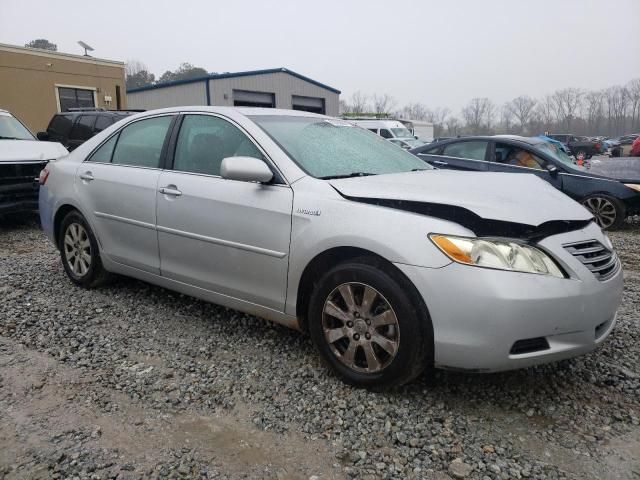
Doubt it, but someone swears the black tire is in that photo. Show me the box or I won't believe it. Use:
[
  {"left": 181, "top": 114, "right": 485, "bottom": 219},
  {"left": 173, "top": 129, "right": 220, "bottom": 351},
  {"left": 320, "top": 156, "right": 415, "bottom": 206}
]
[
  {"left": 581, "top": 194, "right": 626, "bottom": 230},
  {"left": 58, "top": 210, "right": 110, "bottom": 288},
  {"left": 307, "top": 256, "right": 433, "bottom": 389}
]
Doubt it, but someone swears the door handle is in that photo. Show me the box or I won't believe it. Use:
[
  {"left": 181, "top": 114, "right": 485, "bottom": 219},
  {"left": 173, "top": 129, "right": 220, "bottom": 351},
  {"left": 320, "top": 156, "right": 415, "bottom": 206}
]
[
  {"left": 433, "top": 160, "right": 448, "bottom": 166},
  {"left": 79, "top": 172, "right": 94, "bottom": 181},
  {"left": 159, "top": 185, "right": 182, "bottom": 197}
]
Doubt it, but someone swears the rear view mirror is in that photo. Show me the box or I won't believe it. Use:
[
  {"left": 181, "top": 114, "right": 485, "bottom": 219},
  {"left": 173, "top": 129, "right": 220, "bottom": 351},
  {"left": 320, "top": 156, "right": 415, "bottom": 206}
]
[
  {"left": 36, "top": 131, "right": 49, "bottom": 141},
  {"left": 220, "top": 156, "right": 273, "bottom": 183}
]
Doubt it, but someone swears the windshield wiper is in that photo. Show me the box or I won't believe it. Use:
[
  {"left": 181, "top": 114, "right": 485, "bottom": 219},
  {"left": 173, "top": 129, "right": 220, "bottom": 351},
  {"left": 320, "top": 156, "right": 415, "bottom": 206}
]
[
  {"left": 0, "top": 136, "right": 26, "bottom": 140},
  {"left": 319, "top": 172, "right": 377, "bottom": 180}
]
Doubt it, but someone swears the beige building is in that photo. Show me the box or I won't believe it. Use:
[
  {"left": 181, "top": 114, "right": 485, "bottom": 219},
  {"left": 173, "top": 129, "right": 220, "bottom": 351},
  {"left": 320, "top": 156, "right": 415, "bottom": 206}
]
[{"left": 0, "top": 43, "right": 126, "bottom": 132}]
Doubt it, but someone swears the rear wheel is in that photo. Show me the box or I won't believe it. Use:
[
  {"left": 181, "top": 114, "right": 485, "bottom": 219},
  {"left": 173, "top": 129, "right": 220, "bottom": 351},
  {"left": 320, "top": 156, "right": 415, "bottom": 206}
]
[
  {"left": 307, "top": 257, "right": 432, "bottom": 389},
  {"left": 581, "top": 194, "right": 626, "bottom": 230},
  {"left": 58, "top": 210, "right": 109, "bottom": 287}
]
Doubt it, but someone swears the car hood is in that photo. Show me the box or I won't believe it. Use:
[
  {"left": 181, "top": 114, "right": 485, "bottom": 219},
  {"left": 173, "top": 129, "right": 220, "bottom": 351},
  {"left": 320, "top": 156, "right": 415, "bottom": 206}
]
[
  {"left": 587, "top": 158, "right": 640, "bottom": 183},
  {"left": 329, "top": 170, "right": 592, "bottom": 226},
  {"left": 0, "top": 140, "right": 68, "bottom": 162}
]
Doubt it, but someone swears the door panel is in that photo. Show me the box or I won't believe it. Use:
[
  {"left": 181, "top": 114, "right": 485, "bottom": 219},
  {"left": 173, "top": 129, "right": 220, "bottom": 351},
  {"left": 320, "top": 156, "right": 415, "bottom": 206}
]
[
  {"left": 75, "top": 115, "right": 174, "bottom": 274},
  {"left": 156, "top": 172, "right": 293, "bottom": 310},
  {"left": 75, "top": 163, "right": 161, "bottom": 273}
]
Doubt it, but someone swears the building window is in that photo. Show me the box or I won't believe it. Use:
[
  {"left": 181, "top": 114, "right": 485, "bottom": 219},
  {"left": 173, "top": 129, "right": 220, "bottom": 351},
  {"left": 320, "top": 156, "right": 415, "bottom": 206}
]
[
  {"left": 58, "top": 87, "right": 95, "bottom": 112},
  {"left": 232, "top": 90, "right": 275, "bottom": 108},
  {"left": 291, "top": 95, "right": 325, "bottom": 114}
]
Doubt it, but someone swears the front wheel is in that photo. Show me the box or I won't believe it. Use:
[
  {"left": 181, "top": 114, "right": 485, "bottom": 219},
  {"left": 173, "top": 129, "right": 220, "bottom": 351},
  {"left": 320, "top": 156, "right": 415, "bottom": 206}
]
[
  {"left": 307, "top": 258, "right": 432, "bottom": 389},
  {"left": 58, "top": 210, "right": 110, "bottom": 287},
  {"left": 581, "top": 194, "right": 626, "bottom": 230}
]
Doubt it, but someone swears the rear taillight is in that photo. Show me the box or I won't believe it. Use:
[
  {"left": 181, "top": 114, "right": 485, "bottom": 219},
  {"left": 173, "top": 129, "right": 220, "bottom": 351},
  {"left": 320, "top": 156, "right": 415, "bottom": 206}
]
[{"left": 39, "top": 168, "right": 50, "bottom": 185}]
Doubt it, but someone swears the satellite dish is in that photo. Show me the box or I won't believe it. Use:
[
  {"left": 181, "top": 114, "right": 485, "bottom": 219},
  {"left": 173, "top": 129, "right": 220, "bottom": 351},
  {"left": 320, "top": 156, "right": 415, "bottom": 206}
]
[{"left": 77, "top": 41, "right": 94, "bottom": 56}]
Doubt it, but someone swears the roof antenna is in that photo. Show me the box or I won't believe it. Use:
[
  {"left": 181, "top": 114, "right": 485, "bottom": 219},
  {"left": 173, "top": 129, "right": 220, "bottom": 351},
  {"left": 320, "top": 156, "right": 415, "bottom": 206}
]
[{"left": 77, "top": 41, "right": 94, "bottom": 56}]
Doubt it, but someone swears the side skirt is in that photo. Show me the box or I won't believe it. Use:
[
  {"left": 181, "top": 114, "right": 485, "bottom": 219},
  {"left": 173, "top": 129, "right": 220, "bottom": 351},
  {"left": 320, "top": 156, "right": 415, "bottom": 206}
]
[{"left": 101, "top": 256, "right": 301, "bottom": 331}]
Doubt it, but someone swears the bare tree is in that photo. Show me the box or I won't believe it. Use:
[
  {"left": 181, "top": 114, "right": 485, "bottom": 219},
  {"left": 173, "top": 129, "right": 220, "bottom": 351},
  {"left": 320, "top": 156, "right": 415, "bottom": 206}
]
[
  {"left": 445, "top": 117, "right": 461, "bottom": 136},
  {"left": 536, "top": 95, "right": 557, "bottom": 133},
  {"left": 552, "top": 88, "right": 583, "bottom": 131},
  {"left": 627, "top": 78, "right": 640, "bottom": 131},
  {"left": 399, "top": 103, "right": 428, "bottom": 121},
  {"left": 603, "top": 86, "right": 630, "bottom": 136},
  {"left": 507, "top": 95, "right": 536, "bottom": 133},
  {"left": 424, "top": 107, "right": 450, "bottom": 137},
  {"left": 584, "top": 90, "right": 605, "bottom": 134},
  {"left": 500, "top": 103, "right": 515, "bottom": 133},
  {"left": 125, "top": 60, "right": 156, "bottom": 89},
  {"left": 350, "top": 91, "right": 370, "bottom": 114},
  {"left": 372, "top": 94, "right": 396, "bottom": 115},
  {"left": 461, "top": 98, "right": 494, "bottom": 134},
  {"left": 339, "top": 99, "right": 350, "bottom": 115}
]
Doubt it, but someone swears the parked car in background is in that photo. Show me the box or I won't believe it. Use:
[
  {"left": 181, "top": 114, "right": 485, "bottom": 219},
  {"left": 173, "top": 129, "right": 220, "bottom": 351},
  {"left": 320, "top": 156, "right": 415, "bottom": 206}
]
[
  {"left": 398, "top": 119, "right": 434, "bottom": 142},
  {"left": 0, "top": 109, "right": 67, "bottom": 216},
  {"left": 617, "top": 134, "right": 640, "bottom": 156},
  {"left": 347, "top": 119, "right": 416, "bottom": 140},
  {"left": 37, "top": 109, "right": 136, "bottom": 151},
  {"left": 631, "top": 137, "right": 640, "bottom": 157},
  {"left": 388, "top": 137, "right": 426, "bottom": 150},
  {"left": 548, "top": 134, "right": 603, "bottom": 159},
  {"left": 39, "top": 107, "right": 623, "bottom": 388},
  {"left": 410, "top": 135, "right": 640, "bottom": 229}
]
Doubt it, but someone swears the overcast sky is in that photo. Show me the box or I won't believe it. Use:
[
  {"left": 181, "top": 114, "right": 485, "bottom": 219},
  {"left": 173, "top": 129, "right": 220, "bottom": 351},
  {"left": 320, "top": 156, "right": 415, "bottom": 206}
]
[{"left": 2, "top": 0, "right": 639, "bottom": 112}]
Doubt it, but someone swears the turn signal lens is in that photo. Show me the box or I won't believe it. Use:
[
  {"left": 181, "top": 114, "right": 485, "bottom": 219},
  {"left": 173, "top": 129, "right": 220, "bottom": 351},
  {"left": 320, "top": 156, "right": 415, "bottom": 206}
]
[
  {"left": 429, "top": 234, "right": 565, "bottom": 278},
  {"left": 39, "top": 168, "right": 50, "bottom": 185}
]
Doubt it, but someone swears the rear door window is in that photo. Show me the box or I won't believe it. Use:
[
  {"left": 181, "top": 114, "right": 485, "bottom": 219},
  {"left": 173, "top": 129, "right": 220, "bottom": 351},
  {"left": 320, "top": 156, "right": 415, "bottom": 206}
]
[
  {"left": 442, "top": 141, "right": 488, "bottom": 161},
  {"left": 69, "top": 115, "right": 96, "bottom": 141},
  {"left": 94, "top": 115, "right": 113, "bottom": 133},
  {"left": 111, "top": 116, "right": 173, "bottom": 168},
  {"left": 48, "top": 114, "right": 74, "bottom": 137}
]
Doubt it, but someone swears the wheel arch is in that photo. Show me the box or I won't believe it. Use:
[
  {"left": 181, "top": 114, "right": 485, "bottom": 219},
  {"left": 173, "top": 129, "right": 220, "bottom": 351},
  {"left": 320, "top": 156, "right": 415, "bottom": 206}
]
[{"left": 294, "top": 246, "right": 432, "bottom": 336}]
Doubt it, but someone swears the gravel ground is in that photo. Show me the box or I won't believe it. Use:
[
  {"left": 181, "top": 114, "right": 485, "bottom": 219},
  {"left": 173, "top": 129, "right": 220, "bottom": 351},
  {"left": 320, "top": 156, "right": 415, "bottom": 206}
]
[{"left": 1, "top": 214, "right": 639, "bottom": 480}]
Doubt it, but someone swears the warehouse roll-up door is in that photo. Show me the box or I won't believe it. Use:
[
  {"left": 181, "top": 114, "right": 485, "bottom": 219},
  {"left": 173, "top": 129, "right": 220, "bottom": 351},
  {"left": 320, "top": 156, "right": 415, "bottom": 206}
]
[
  {"left": 233, "top": 90, "right": 275, "bottom": 108},
  {"left": 292, "top": 95, "right": 325, "bottom": 114}
]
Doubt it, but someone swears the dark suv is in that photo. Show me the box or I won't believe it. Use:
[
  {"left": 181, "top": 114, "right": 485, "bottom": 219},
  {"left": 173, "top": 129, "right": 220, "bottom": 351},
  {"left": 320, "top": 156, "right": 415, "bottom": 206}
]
[{"left": 37, "top": 109, "right": 137, "bottom": 151}]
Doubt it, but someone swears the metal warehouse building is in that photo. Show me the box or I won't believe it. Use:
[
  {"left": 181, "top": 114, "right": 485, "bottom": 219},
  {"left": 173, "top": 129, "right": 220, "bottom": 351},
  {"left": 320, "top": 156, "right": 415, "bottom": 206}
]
[{"left": 126, "top": 67, "right": 340, "bottom": 116}]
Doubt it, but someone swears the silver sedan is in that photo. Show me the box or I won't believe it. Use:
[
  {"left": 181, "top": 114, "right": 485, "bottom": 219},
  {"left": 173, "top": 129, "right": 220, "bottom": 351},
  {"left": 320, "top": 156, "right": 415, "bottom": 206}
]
[{"left": 39, "top": 107, "right": 623, "bottom": 388}]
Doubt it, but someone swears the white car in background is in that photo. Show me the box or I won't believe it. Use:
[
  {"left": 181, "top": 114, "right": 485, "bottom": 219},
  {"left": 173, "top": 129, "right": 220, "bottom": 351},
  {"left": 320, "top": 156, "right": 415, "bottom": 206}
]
[{"left": 0, "top": 109, "right": 67, "bottom": 216}]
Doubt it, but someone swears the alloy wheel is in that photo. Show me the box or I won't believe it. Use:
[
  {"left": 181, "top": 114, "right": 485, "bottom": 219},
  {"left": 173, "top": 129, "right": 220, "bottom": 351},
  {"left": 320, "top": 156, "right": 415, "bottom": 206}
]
[
  {"left": 322, "top": 282, "right": 400, "bottom": 373},
  {"left": 582, "top": 197, "right": 617, "bottom": 229},
  {"left": 64, "top": 223, "right": 92, "bottom": 276}
]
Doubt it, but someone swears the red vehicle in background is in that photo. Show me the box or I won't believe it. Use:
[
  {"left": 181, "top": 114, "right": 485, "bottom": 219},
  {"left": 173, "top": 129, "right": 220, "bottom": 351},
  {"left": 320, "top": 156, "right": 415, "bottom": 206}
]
[{"left": 631, "top": 137, "right": 640, "bottom": 157}]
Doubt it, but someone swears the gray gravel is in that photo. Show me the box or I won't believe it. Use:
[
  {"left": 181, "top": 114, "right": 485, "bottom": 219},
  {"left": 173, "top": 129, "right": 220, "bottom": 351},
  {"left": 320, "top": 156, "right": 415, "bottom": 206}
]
[{"left": 1, "top": 214, "right": 639, "bottom": 479}]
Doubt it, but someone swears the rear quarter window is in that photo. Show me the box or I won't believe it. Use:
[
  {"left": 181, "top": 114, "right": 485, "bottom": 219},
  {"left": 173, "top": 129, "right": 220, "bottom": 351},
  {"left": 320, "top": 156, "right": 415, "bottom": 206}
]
[{"left": 48, "top": 115, "right": 74, "bottom": 136}]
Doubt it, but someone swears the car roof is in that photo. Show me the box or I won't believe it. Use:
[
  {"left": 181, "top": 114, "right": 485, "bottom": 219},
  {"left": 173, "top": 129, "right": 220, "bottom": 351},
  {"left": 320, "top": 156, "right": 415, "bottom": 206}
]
[
  {"left": 58, "top": 110, "right": 135, "bottom": 116},
  {"left": 122, "top": 106, "right": 330, "bottom": 121}
]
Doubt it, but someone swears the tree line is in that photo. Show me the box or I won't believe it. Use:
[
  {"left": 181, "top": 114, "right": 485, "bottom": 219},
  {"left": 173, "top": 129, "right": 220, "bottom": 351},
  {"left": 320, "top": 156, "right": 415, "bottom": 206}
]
[{"left": 341, "top": 79, "right": 640, "bottom": 138}]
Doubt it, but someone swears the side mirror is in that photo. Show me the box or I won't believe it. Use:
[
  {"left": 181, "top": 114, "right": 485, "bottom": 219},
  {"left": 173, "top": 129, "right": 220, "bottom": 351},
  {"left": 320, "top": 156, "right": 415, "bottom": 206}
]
[
  {"left": 220, "top": 156, "right": 273, "bottom": 183},
  {"left": 546, "top": 164, "right": 558, "bottom": 175},
  {"left": 36, "top": 131, "right": 49, "bottom": 141}
]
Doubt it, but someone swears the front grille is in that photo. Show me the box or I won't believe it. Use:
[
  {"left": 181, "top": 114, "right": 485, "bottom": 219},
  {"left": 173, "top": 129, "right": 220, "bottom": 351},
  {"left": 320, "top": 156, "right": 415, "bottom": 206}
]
[
  {"left": 510, "top": 337, "right": 550, "bottom": 355},
  {"left": 563, "top": 239, "right": 619, "bottom": 281},
  {"left": 0, "top": 162, "right": 46, "bottom": 207}
]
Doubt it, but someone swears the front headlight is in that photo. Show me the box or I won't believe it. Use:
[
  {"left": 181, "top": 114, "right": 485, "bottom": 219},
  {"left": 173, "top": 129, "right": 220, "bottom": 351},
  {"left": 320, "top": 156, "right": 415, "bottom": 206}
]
[
  {"left": 623, "top": 183, "right": 640, "bottom": 192},
  {"left": 430, "top": 234, "right": 565, "bottom": 278}
]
